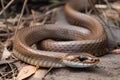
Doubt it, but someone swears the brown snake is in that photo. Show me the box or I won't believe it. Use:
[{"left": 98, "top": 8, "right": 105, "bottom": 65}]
[{"left": 13, "top": 0, "right": 107, "bottom": 68}]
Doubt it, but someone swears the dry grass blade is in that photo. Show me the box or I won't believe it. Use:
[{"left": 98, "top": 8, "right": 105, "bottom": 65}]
[
  {"left": 0, "top": 60, "right": 18, "bottom": 79},
  {"left": 15, "top": 0, "right": 28, "bottom": 36},
  {"left": 103, "top": 0, "right": 112, "bottom": 9},
  {"left": 1, "top": 0, "right": 11, "bottom": 39},
  {"left": 0, "top": 0, "right": 14, "bottom": 15}
]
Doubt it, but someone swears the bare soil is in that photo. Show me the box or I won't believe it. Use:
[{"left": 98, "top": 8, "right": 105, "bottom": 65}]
[{"left": 45, "top": 54, "right": 120, "bottom": 80}]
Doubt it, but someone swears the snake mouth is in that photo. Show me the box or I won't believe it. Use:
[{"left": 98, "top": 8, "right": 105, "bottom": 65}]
[{"left": 63, "top": 53, "right": 100, "bottom": 68}]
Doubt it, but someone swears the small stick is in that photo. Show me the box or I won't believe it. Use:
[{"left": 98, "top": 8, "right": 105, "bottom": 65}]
[
  {"left": 31, "top": 10, "right": 37, "bottom": 24},
  {"left": 1, "top": 0, "right": 10, "bottom": 39},
  {"left": 41, "top": 1, "right": 66, "bottom": 12},
  {"left": 42, "top": 66, "right": 53, "bottom": 80},
  {"left": 0, "top": 0, "right": 14, "bottom": 15},
  {"left": 103, "top": 0, "right": 112, "bottom": 9},
  {"left": 15, "top": 0, "right": 28, "bottom": 36}
]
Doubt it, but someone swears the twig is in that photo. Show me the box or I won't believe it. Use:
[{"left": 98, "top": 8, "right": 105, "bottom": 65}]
[
  {"left": 7, "top": 62, "right": 16, "bottom": 79},
  {"left": 42, "top": 66, "right": 53, "bottom": 80},
  {"left": 15, "top": 0, "right": 28, "bottom": 35},
  {"left": 103, "top": 0, "right": 112, "bottom": 9},
  {"left": 41, "top": 16, "right": 49, "bottom": 25},
  {"left": 0, "top": 59, "right": 17, "bottom": 65},
  {"left": 41, "top": 1, "right": 66, "bottom": 12},
  {"left": 0, "top": 8, "right": 56, "bottom": 24},
  {"left": 0, "top": 32, "right": 14, "bottom": 37},
  {"left": 31, "top": 10, "right": 37, "bottom": 24},
  {"left": 0, "top": 68, "right": 17, "bottom": 78},
  {"left": 0, "top": 59, "right": 18, "bottom": 79},
  {"left": 88, "top": 0, "right": 99, "bottom": 13},
  {"left": 1, "top": 0, "right": 10, "bottom": 39},
  {"left": 25, "top": 4, "right": 30, "bottom": 15},
  {"left": 0, "top": 0, "right": 14, "bottom": 15}
]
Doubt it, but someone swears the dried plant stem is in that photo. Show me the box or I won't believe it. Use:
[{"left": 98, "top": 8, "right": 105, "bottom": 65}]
[
  {"left": 31, "top": 10, "right": 37, "bottom": 24},
  {"left": 1, "top": 0, "right": 10, "bottom": 38},
  {"left": 42, "top": 66, "right": 53, "bottom": 80},
  {"left": 103, "top": 0, "right": 112, "bottom": 9},
  {"left": 15, "top": 0, "right": 28, "bottom": 35},
  {"left": 0, "top": 0, "right": 14, "bottom": 15}
]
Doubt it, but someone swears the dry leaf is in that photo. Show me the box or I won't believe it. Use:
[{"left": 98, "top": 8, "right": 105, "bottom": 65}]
[
  {"left": 17, "top": 65, "right": 37, "bottom": 80},
  {"left": 2, "top": 47, "right": 11, "bottom": 60},
  {"left": 29, "top": 69, "right": 47, "bottom": 80}
]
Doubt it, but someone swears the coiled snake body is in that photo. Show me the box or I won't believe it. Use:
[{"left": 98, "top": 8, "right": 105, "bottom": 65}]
[{"left": 13, "top": 0, "right": 107, "bottom": 68}]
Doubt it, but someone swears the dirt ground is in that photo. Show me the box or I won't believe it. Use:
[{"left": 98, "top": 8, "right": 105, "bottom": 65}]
[{"left": 45, "top": 54, "right": 120, "bottom": 80}]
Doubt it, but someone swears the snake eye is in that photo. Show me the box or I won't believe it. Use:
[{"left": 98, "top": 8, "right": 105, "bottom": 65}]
[{"left": 78, "top": 56, "right": 87, "bottom": 62}]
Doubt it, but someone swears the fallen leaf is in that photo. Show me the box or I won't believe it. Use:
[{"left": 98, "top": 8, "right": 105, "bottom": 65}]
[
  {"left": 2, "top": 47, "right": 11, "bottom": 60},
  {"left": 17, "top": 65, "right": 37, "bottom": 80},
  {"left": 28, "top": 69, "right": 47, "bottom": 80}
]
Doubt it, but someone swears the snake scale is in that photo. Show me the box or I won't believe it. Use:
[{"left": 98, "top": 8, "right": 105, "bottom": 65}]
[{"left": 13, "top": 0, "right": 107, "bottom": 68}]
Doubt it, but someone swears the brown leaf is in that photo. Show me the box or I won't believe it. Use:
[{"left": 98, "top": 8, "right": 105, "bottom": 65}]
[
  {"left": 28, "top": 69, "right": 47, "bottom": 80},
  {"left": 17, "top": 65, "right": 37, "bottom": 80}
]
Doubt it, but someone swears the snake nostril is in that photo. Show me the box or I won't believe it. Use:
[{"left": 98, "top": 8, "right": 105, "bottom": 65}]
[
  {"left": 91, "top": 58, "right": 99, "bottom": 62},
  {"left": 91, "top": 59, "right": 94, "bottom": 61},
  {"left": 94, "top": 59, "right": 99, "bottom": 62}
]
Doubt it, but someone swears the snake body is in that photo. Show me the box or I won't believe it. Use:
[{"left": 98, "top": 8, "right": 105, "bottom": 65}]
[{"left": 13, "top": 0, "right": 107, "bottom": 68}]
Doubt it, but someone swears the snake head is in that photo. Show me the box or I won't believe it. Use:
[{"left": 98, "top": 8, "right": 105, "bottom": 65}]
[{"left": 63, "top": 53, "right": 99, "bottom": 68}]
